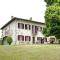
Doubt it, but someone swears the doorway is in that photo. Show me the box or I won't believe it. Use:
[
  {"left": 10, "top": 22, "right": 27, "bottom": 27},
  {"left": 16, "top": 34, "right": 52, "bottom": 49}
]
[
  {"left": 41, "top": 38, "right": 44, "bottom": 44},
  {"left": 32, "top": 37, "right": 35, "bottom": 44}
]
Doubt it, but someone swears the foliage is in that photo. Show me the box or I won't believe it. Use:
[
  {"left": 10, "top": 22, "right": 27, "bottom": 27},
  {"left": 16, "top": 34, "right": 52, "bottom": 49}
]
[
  {"left": 44, "top": 0, "right": 54, "bottom": 6},
  {"left": 43, "top": 27, "right": 49, "bottom": 36},
  {"left": 43, "top": 0, "right": 60, "bottom": 39},
  {"left": 44, "top": 0, "right": 60, "bottom": 6},
  {"left": 6, "top": 36, "right": 13, "bottom": 45}
]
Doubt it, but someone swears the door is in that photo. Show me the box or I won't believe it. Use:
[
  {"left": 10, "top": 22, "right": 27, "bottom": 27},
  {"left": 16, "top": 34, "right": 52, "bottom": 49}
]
[
  {"left": 32, "top": 37, "right": 35, "bottom": 44},
  {"left": 41, "top": 38, "right": 44, "bottom": 44}
]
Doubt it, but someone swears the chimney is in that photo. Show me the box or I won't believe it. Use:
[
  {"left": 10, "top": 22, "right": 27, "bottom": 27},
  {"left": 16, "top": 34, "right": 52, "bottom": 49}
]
[
  {"left": 29, "top": 17, "right": 32, "bottom": 21},
  {"left": 11, "top": 16, "right": 14, "bottom": 19}
]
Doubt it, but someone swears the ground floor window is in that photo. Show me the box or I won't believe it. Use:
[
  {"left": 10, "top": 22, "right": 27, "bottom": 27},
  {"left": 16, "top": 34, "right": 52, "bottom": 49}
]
[
  {"left": 25, "top": 36, "right": 31, "bottom": 41},
  {"left": 43, "top": 38, "right": 47, "bottom": 42},
  {"left": 37, "top": 37, "right": 42, "bottom": 41},
  {"left": 18, "top": 35, "right": 24, "bottom": 41},
  {"left": 37, "top": 37, "right": 44, "bottom": 44},
  {"left": 37, "top": 37, "right": 42, "bottom": 43}
]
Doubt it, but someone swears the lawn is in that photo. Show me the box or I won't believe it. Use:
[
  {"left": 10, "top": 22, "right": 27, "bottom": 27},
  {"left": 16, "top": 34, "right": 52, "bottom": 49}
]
[{"left": 0, "top": 44, "right": 60, "bottom": 60}]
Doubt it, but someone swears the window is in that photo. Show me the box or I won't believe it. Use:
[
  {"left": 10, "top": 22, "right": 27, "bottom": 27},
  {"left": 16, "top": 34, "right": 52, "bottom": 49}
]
[
  {"left": 37, "top": 37, "right": 44, "bottom": 44},
  {"left": 25, "top": 36, "right": 31, "bottom": 41},
  {"left": 29, "top": 25, "right": 31, "bottom": 30},
  {"left": 25, "top": 24, "right": 27, "bottom": 29},
  {"left": 37, "top": 37, "right": 42, "bottom": 44},
  {"left": 22, "top": 24, "right": 24, "bottom": 29},
  {"left": 38, "top": 27, "right": 42, "bottom": 31},
  {"left": 32, "top": 25, "right": 35, "bottom": 33},
  {"left": 35, "top": 26, "right": 38, "bottom": 33},
  {"left": 18, "top": 23, "right": 20, "bottom": 28},
  {"left": 18, "top": 35, "right": 24, "bottom": 41},
  {"left": 18, "top": 23, "right": 24, "bottom": 29},
  {"left": 32, "top": 25, "right": 38, "bottom": 34},
  {"left": 44, "top": 38, "right": 47, "bottom": 42},
  {"left": 40, "top": 27, "right": 42, "bottom": 31},
  {"left": 37, "top": 37, "right": 42, "bottom": 40},
  {"left": 25, "top": 24, "right": 31, "bottom": 30}
]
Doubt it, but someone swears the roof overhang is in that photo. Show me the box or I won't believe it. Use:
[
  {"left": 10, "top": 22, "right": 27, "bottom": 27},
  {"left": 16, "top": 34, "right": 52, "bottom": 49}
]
[{"left": 1, "top": 17, "right": 45, "bottom": 29}]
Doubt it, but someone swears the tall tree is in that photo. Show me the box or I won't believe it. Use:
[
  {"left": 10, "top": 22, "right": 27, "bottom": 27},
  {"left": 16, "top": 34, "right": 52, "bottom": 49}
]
[
  {"left": 43, "top": 0, "right": 60, "bottom": 39},
  {"left": 44, "top": 0, "right": 60, "bottom": 6}
]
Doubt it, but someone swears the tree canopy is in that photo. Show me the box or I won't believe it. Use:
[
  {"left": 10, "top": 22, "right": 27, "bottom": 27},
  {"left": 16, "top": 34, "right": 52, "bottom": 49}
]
[
  {"left": 43, "top": 0, "right": 60, "bottom": 39},
  {"left": 44, "top": 0, "right": 60, "bottom": 6}
]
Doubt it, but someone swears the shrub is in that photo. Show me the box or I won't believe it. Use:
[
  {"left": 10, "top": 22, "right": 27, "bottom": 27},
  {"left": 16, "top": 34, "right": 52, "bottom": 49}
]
[{"left": 6, "top": 36, "right": 13, "bottom": 45}]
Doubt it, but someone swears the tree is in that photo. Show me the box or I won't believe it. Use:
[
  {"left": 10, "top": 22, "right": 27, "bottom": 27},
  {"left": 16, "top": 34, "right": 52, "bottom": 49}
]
[
  {"left": 43, "top": 0, "right": 60, "bottom": 40},
  {"left": 6, "top": 36, "right": 13, "bottom": 45},
  {"left": 44, "top": 0, "right": 60, "bottom": 6}
]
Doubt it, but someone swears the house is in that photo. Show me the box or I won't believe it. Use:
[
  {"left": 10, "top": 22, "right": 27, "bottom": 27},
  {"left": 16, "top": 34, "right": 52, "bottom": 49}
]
[{"left": 1, "top": 16, "right": 48, "bottom": 45}]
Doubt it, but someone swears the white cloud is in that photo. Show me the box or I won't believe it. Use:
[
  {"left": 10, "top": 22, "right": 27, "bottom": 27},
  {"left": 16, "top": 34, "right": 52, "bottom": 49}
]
[{"left": 0, "top": 0, "right": 46, "bottom": 38}]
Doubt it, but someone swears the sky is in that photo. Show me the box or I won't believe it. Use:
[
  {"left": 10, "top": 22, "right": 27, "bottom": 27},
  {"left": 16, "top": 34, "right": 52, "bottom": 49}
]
[{"left": 0, "top": 0, "right": 46, "bottom": 38}]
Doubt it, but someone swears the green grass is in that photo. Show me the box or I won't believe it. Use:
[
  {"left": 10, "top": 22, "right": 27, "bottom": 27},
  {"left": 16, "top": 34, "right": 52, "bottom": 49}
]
[{"left": 0, "top": 44, "right": 60, "bottom": 60}]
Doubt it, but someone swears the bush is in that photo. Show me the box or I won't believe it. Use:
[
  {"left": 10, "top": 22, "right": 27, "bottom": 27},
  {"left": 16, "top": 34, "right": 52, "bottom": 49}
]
[{"left": 6, "top": 36, "right": 13, "bottom": 45}]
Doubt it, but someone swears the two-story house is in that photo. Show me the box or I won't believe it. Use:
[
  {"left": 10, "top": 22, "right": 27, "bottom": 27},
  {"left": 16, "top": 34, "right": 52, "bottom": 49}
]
[{"left": 1, "top": 16, "right": 47, "bottom": 45}]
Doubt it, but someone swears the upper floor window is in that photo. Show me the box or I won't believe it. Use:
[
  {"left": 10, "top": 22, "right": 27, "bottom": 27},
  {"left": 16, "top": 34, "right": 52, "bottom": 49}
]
[
  {"left": 38, "top": 26, "right": 43, "bottom": 31},
  {"left": 32, "top": 25, "right": 34, "bottom": 33},
  {"left": 25, "top": 24, "right": 27, "bottom": 29},
  {"left": 35, "top": 26, "right": 38, "bottom": 33},
  {"left": 40, "top": 27, "right": 42, "bottom": 31},
  {"left": 32, "top": 25, "right": 38, "bottom": 34},
  {"left": 18, "top": 23, "right": 24, "bottom": 29},
  {"left": 25, "top": 24, "right": 31, "bottom": 30}
]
